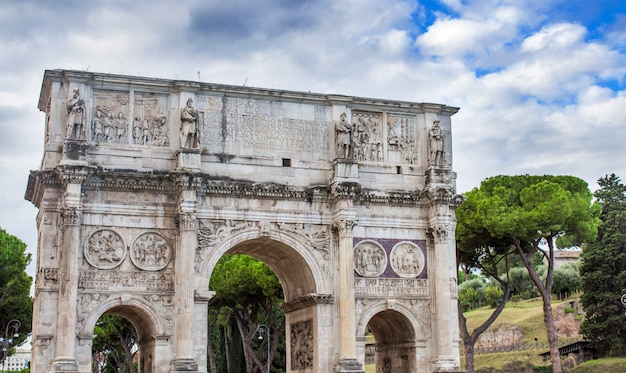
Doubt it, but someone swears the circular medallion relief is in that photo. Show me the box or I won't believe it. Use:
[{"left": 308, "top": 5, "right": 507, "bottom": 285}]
[
  {"left": 130, "top": 232, "right": 172, "bottom": 271},
  {"left": 390, "top": 241, "right": 425, "bottom": 278},
  {"left": 84, "top": 229, "right": 126, "bottom": 270},
  {"left": 354, "top": 240, "right": 387, "bottom": 278}
]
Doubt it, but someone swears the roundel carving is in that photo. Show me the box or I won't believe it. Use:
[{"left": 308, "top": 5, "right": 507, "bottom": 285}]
[
  {"left": 354, "top": 240, "right": 387, "bottom": 278},
  {"left": 84, "top": 229, "right": 126, "bottom": 270},
  {"left": 390, "top": 241, "right": 425, "bottom": 278},
  {"left": 130, "top": 232, "right": 172, "bottom": 271}
]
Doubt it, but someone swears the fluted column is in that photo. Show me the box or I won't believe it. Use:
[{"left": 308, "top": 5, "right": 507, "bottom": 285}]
[
  {"left": 428, "top": 188, "right": 464, "bottom": 372},
  {"left": 172, "top": 174, "right": 200, "bottom": 372},
  {"left": 331, "top": 180, "right": 364, "bottom": 373},
  {"left": 52, "top": 165, "right": 93, "bottom": 372}
]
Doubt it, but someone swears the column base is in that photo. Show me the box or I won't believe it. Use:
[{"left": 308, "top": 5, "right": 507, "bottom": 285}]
[
  {"left": 171, "top": 358, "right": 199, "bottom": 372},
  {"left": 51, "top": 356, "right": 79, "bottom": 372},
  {"left": 432, "top": 357, "right": 464, "bottom": 372},
  {"left": 333, "top": 358, "right": 365, "bottom": 373}
]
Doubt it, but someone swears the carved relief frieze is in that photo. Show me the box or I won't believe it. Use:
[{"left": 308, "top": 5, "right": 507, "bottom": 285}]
[
  {"left": 354, "top": 278, "right": 429, "bottom": 297},
  {"left": 290, "top": 319, "right": 314, "bottom": 370},
  {"left": 352, "top": 111, "right": 383, "bottom": 162},
  {"left": 196, "top": 220, "right": 250, "bottom": 272},
  {"left": 92, "top": 91, "right": 131, "bottom": 144},
  {"left": 78, "top": 270, "right": 174, "bottom": 291},
  {"left": 133, "top": 92, "right": 170, "bottom": 146},
  {"left": 130, "top": 232, "right": 172, "bottom": 271},
  {"left": 77, "top": 293, "right": 111, "bottom": 325},
  {"left": 354, "top": 240, "right": 387, "bottom": 278},
  {"left": 277, "top": 223, "right": 331, "bottom": 260},
  {"left": 399, "top": 299, "right": 431, "bottom": 339},
  {"left": 387, "top": 114, "right": 417, "bottom": 165},
  {"left": 37, "top": 267, "right": 59, "bottom": 289},
  {"left": 84, "top": 229, "right": 126, "bottom": 270},
  {"left": 390, "top": 241, "right": 425, "bottom": 278},
  {"left": 144, "top": 294, "right": 175, "bottom": 331}
]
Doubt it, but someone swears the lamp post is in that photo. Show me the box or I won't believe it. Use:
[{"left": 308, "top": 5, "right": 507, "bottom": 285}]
[
  {"left": 0, "top": 319, "right": 21, "bottom": 373},
  {"left": 255, "top": 324, "right": 270, "bottom": 373}
]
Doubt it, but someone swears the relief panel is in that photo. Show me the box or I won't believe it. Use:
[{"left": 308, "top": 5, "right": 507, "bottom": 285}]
[
  {"left": 130, "top": 232, "right": 172, "bottom": 271},
  {"left": 92, "top": 91, "right": 131, "bottom": 144},
  {"left": 84, "top": 229, "right": 126, "bottom": 270},
  {"left": 132, "top": 92, "right": 170, "bottom": 146},
  {"left": 354, "top": 240, "right": 387, "bottom": 278},
  {"left": 290, "top": 319, "right": 314, "bottom": 370},
  {"left": 387, "top": 114, "right": 417, "bottom": 164},
  {"left": 352, "top": 111, "right": 383, "bottom": 162}
]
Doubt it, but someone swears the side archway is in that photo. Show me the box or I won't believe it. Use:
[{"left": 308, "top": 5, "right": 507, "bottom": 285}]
[
  {"left": 78, "top": 295, "right": 173, "bottom": 373},
  {"left": 357, "top": 302, "right": 422, "bottom": 372}
]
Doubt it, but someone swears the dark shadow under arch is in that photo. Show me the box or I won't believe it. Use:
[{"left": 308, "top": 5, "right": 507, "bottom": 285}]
[
  {"left": 227, "top": 237, "right": 318, "bottom": 302},
  {"left": 368, "top": 309, "right": 417, "bottom": 373}
]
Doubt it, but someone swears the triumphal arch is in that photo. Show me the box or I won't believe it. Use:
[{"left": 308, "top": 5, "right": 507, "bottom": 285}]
[{"left": 26, "top": 69, "right": 464, "bottom": 373}]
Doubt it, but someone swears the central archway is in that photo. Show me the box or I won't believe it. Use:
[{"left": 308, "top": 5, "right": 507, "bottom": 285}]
[{"left": 199, "top": 228, "right": 334, "bottom": 372}]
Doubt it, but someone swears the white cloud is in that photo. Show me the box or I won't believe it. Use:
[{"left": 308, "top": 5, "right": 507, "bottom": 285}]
[{"left": 1, "top": 0, "right": 626, "bottom": 279}]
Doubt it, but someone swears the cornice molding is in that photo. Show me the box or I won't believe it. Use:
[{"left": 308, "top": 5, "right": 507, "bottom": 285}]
[
  {"left": 281, "top": 293, "right": 333, "bottom": 313},
  {"left": 26, "top": 169, "right": 458, "bottom": 208}
]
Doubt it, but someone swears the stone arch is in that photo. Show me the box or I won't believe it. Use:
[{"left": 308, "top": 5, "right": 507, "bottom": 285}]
[
  {"left": 80, "top": 294, "right": 167, "bottom": 338},
  {"left": 357, "top": 302, "right": 420, "bottom": 372},
  {"left": 79, "top": 294, "right": 172, "bottom": 373},
  {"left": 197, "top": 227, "right": 329, "bottom": 301}
]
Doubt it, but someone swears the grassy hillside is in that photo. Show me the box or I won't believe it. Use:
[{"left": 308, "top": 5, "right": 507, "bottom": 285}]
[
  {"left": 463, "top": 296, "right": 580, "bottom": 370},
  {"left": 463, "top": 297, "right": 568, "bottom": 344}
]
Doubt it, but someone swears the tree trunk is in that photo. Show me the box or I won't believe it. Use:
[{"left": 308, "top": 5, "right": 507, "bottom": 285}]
[
  {"left": 541, "top": 291, "right": 561, "bottom": 372},
  {"left": 207, "top": 325, "right": 218, "bottom": 373},
  {"left": 513, "top": 237, "right": 561, "bottom": 373},
  {"left": 458, "top": 282, "right": 511, "bottom": 373}
]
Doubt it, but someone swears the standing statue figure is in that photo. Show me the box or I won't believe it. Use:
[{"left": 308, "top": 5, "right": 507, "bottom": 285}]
[
  {"left": 66, "top": 88, "right": 86, "bottom": 140},
  {"left": 335, "top": 112, "right": 352, "bottom": 158},
  {"left": 92, "top": 109, "right": 105, "bottom": 143},
  {"left": 429, "top": 119, "right": 445, "bottom": 166},
  {"left": 180, "top": 98, "right": 199, "bottom": 148}
]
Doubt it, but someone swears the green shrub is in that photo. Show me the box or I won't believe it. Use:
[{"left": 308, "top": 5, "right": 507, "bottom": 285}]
[{"left": 484, "top": 285, "right": 504, "bottom": 308}]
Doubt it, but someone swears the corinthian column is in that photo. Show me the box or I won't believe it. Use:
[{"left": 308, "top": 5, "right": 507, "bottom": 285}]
[
  {"left": 331, "top": 179, "right": 364, "bottom": 373},
  {"left": 172, "top": 175, "right": 201, "bottom": 372},
  {"left": 52, "top": 165, "right": 93, "bottom": 372},
  {"left": 427, "top": 190, "right": 464, "bottom": 373}
]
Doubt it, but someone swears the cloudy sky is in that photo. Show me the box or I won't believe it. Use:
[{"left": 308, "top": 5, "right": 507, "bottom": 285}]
[{"left": 1, "top": 0, "right": 625, "bottom": 276}]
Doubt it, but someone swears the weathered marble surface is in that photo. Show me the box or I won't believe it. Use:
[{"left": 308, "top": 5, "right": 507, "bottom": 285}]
[{"left": 26, "top": 70, "right": 464, "bottom": 373}]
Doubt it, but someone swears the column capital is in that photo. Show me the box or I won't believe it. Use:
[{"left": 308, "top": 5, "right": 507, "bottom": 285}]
[
  {"left": 333, "top": 219, "right": 357, "bottom": 237},
  {"left": 176, "top": 211, "right": 197, "bottom": 231},
  {"left": 428, "top": 225, "right": 449, "bottom": 244},
  {"left": 61, "top": 206, "right": 82, "bottom": 226}
]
